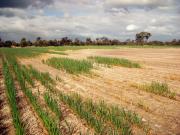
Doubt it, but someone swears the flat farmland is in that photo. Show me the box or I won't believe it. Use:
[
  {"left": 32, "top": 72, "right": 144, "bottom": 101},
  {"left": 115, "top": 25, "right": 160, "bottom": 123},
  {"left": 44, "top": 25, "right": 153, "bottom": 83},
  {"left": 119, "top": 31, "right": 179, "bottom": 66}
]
[{"left": 1, "top": 47, "right": 180, "bottom": 135}]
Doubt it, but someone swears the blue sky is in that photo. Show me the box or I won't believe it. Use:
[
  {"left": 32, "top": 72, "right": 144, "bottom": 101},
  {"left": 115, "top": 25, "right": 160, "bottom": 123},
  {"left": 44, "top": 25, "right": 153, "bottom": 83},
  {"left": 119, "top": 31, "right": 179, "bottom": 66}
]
[{"left": 0, "top": 0, "right": 179, "bottom": 41}]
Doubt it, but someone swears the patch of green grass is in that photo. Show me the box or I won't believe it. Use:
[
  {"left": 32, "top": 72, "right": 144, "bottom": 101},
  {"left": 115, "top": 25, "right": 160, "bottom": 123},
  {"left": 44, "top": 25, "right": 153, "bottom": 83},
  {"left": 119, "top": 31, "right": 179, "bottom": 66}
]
[
  {"left": 1, "top": 45, "right": 179, "bottom": 58},
  {"left": 44, "top": 57, "right": 93, "bottom": 74},
  {"left": 0, "top": 46, "right": 118, "bottom": 58},
  {"left": 135, "top": 81, "right": 176, "bottom": 99},
  {"left": 0, "top": 47, "right": 50, "bottom": 57},
  {"left": 88, "top": 56, "right": 141, "bottom": 68}
]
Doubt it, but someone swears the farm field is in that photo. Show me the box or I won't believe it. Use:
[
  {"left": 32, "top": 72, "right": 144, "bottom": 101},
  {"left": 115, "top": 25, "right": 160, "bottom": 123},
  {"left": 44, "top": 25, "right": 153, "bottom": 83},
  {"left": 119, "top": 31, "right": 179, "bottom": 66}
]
[{"left": 0, "top": 46, "right": 180, "bottom": 135}]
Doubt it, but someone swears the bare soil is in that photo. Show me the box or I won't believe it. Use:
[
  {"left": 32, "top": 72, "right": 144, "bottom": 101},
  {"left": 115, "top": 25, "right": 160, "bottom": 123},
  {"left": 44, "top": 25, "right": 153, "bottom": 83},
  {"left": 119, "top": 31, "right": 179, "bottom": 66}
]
[{"left": 20, "top": 48, "right": 180, "bottom": 135}]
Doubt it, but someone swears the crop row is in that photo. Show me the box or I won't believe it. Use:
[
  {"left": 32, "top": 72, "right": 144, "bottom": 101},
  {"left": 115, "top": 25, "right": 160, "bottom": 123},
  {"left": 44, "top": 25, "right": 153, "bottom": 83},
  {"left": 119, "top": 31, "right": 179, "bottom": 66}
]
[
  {"left": 44, "top": 92, "right": 62, "bottom": 120},
  {"left": 43, "top": 57, "right": 93, "bottom": 74},
  {"left": 88, "top": 56, "right": 141, "bottom": 68},
  {"left": 2, "top": 58, "right": 24, "bottom": 135},
  {"left": 8, "top": 57, "right": 60, "bottom": 135},
  {"left": 132, "top": 81, "right": 176, "bottom": 99},
  {"left": 43, "top": 56, "right": 141, "bottom": 76}
]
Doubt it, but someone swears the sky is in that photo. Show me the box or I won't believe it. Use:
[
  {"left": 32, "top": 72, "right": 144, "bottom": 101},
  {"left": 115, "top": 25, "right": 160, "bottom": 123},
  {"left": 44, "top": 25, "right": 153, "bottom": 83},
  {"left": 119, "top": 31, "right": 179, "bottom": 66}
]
[{"left": 0, "top": 0, "right": 179, "bottom": 42}]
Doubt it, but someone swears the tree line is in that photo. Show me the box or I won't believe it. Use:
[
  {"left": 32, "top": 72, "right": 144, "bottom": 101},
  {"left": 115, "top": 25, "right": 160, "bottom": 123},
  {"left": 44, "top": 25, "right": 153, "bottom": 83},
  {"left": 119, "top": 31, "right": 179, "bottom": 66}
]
[{"left": 0, "top": 32, "right": 180, "bottom": 47}]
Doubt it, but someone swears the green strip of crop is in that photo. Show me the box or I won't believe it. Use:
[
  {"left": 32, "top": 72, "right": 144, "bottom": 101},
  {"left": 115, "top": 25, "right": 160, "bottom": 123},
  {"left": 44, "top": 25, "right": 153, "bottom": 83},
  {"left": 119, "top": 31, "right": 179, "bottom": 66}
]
[
  {"left": 2, "top": 59, "right": 24, "bottom": 135},
  {"left": 58, "top": 92, "right": 113, "bottom": 134},
  {"left": 44, "top": 92, "right": 62, "bottom": 119},
  {"left": 88, "top": 56, "right": 141, "bottom": 68},
  {"left": 137, "top": 81, "right": 176, "bottom": 99},
  {"left": 13, "top": 62, "right": 63, "bottom": 133},
  {"left": 21, "top": 65, "right": 35, "bottom": 87},
  {"left": 18, "top": 65, "right": 60, "bottom": 119},
  {"left": 8, "top": 57, "right": 60, "bottom": 135},
  {"left": 84, "top": 100, "right": 142, "bottom": 128},
  {"left": 44, "top": 57, "right": 93, "bottom": 74},
  {"left": 28, "top": 65, "right": 54, "bottom": 89}
]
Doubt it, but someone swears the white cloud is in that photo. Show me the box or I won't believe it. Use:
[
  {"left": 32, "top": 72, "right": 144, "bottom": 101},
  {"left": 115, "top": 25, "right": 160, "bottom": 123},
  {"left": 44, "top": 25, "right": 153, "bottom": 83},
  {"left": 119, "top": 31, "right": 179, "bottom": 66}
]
[
  {"left": 104, "top": 0, "right": 175, "bottom": 8},
  {"left": 151, "top": 18, "right": 156, "bottom": 23},
  {"left": 0, "top": 0, "right": 179, "bottom": 41},
  {"left": 126, "top": 24, "right": 139, "bottom": 31}
]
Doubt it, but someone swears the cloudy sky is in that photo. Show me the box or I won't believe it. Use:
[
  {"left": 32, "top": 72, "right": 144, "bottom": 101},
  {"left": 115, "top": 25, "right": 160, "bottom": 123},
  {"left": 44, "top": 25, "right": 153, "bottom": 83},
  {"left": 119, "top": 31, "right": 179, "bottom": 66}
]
[{"left": 0, "top": 0, "right": 179, "bottom": 41}]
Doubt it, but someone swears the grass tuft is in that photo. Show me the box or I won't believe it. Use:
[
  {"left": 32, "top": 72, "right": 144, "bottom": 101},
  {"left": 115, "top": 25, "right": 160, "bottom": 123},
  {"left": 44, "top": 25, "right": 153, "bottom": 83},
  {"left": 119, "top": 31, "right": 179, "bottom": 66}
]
[
  {"left": 133, "top": 81, "right": 176, "bottom": 99},
  {"left": 88, "top": 56, "right": 141, "bottom": 68}
]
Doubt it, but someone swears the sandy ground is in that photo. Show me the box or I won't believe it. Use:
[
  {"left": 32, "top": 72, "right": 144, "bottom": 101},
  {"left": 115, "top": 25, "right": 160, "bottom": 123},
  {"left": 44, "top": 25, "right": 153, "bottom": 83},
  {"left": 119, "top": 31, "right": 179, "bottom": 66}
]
[{"left": 20, "top": 48, "right": 180, "bottom": 135}]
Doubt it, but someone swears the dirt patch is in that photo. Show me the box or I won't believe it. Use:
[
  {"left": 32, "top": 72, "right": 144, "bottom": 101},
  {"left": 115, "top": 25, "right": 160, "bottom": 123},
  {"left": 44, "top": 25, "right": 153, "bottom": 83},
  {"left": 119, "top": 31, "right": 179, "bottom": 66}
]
[{"left": 20, "top": 48, "right": 180, "bottom": 135}]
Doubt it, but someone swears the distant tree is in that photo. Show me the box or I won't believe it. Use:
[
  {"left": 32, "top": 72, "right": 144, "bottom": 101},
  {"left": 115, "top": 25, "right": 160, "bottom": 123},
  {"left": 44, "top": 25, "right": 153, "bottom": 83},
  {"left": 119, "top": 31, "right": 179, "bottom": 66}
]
[
  {"left": 0, "top": 37, "right": 3, "bottom": 47},
  {"left": 20, "top": 37, "right": 28, "bottom": 47},
  {"left": 36, "top": 37, "right": 41, "bottom": 41},
  {"left": 74, "top": 38, "right": 80, "bottom": 45},
  {"left": 100, "top": 37, "right": 110, "bottom": 45},
  {"left": 48, "top": 40, "right": 55, "bottom": 46},
  {"left": 35, "top": 37, "right": 43, "bottom": 46},
  {"left": 136, "top": 32, "right": 151, "bottom": 45},
  {"left": 86, "top": 38, "right": 92, "bottom": 45},
  {"left": 12, "top": 41, "right": 19, "bottom": 47},
  {"left": 111, "top": 39, "right": 120, "bottom": 45},
  {"left": 4, "top": 41, "right": 12, "bottom": 47},
  {"left": 61, "top": 37, "right": 72, "bottom": 45},
  {"left": 27, "top": 40, "right": 33, "bottom": 46},
  {"left": 148, "top": 40, "right": 164, "bottom": 46},
  {"left": 51, "top": 39, "right": 57, "bottom": 46},
  {"left": 171, "top": 39, "right": 180, "bottom": 46},
  {"left": 96, "top": 38, "right": 100, "bottom": 45},
  {"left": 171, "top": 39, "right": 176, "bottom": 45}
]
